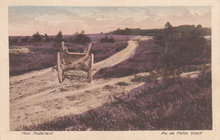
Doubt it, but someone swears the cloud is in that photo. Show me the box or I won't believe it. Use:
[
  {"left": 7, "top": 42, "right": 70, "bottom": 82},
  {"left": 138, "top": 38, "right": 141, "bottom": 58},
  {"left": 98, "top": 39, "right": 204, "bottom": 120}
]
[
  {"left": 34, "top": 14, "right": 72, "bottom": 24},
  {"left": 8, "top": 6, "right": 211, "bottom": 36}
]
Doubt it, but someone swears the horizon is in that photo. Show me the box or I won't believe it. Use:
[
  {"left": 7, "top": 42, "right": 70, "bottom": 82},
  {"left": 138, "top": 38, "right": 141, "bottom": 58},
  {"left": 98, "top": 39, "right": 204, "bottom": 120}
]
[
  {"left": 8, "top": 24, "right": 211, "bottom": 37},
  {"left": 9, "top": 6, "right": 211, "bottom": 36}
]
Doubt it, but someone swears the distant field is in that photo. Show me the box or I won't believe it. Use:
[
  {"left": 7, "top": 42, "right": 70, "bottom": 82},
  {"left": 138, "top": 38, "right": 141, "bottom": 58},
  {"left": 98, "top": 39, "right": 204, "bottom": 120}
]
[{"left": 9, "top": 34, "right": 131, "bottom": 76}]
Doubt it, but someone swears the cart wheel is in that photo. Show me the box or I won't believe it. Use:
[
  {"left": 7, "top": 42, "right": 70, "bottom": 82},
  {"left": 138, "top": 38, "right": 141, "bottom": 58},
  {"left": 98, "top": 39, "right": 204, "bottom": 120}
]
[
  {"left": 57, "top": 52, "right": 63, "bottom": 83},
  {"left": 88, "top": 53, "right": 94, "bottom": 82}
]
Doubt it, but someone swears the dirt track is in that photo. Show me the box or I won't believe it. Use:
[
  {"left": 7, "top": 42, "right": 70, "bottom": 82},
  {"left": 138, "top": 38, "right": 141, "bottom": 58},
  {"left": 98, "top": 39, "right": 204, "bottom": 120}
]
[
  {"left": 93, "top": 36, "right": 152, "bottom": 73},
  {"left": 10, "top": 36, "right": 151, "bottom": 130}
]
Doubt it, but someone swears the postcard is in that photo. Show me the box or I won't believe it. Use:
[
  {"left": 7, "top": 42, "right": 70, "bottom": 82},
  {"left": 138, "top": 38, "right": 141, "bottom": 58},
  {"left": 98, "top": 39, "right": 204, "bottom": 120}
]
[{"left": 1, "top": 0, "right": 220, "bottom": 140}]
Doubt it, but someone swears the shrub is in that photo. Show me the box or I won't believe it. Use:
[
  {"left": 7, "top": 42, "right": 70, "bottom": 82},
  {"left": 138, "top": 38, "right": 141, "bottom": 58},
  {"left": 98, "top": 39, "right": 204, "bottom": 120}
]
[
  {"left": 115, "top": 43, "right": 127, "bottom": 52},
  {"left": 21, "top": 36, "right": 30, "bottom": 43},
  {"left": 100, "top": 36, "right": 115, "bottom": 43},
  {"left": 155, "top": 22, "right": 208, "bottom": 70},
  {"left": 116, "top": 82, "right": 129, "bottom": 86},
  {"left": 112, "top": 28, "right": 131, "bottom": 35},
  {"left": 44, "top": 34, "right": 53, "bottom": 42},
  {"left": 71, "top": 31, "right": 91, "bottom": 45},
  {"left": 9, "top": 37, "right": 18, "bottom": 45},
  {"left": 55, "top": 31, "right": 63, "bottom": 43},
  {"left": 131, "top": 74, "right": 158, "bottom": 83},
  {"left": 31, "top": 32, "right": 43, "bottom": 42}
]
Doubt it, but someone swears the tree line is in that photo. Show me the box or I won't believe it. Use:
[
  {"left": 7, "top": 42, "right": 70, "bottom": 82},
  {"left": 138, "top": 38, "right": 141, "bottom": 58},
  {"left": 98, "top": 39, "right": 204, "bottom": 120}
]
[
  {"left": 9, "top": 31, "right": 92, "bottom": 45},
  {"left": 110, "top": 24, "right": 211, "bottom": 36}
]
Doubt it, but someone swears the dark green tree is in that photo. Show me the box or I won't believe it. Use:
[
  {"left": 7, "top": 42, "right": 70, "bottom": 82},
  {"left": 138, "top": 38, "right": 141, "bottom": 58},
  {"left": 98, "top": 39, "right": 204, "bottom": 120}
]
[
  {"left": 72, "top": 31, "right": 91, "bottom": 45},
  {"left": 165, "top": 22, "right": 172, "bottom": 29},
  {"left": 156, "top": 22, "right": 206, "bottom": 70},
  {"left": 44, "top": 33, "right": 50, "bottom": 42},
  {"left": 124, "top": 28, "right": 131, "bottom": 35},
  {"left": 196, "top": 24, "right": 202, "bottom": 30},
  {"left": 32, "top": 32, "right": 42, "bottom": 42},
  {"left": 55, "top": 31, "right": 63, "bottom": 43}
]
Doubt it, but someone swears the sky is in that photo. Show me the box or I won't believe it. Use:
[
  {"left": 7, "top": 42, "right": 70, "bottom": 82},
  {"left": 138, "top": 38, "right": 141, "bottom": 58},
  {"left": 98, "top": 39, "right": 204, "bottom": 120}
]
[{"left": 8, "top": 6, "right": 211, "bottom": 36}]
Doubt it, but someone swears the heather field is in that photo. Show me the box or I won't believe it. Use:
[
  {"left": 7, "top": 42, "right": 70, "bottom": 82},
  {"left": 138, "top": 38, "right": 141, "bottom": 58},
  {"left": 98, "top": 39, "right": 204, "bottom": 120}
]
[
  {"left": 9, "top": 26, "right": 212, "bottom": 131},
  {"left": 9, "top": 34, "right": 131, "bottom": 76},
  {"left": 94, "top": 37, "right": 211, "bottom": 79},
  {"left": 21, "top": 70, "right": 211, "bottom": 130},
  {"left": 9, "top": 43, "right": 59, "bottom": 76}
]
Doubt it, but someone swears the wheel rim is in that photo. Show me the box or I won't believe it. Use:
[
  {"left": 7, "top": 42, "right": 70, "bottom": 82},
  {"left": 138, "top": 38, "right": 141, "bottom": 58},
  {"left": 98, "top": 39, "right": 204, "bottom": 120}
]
[
  {"left": 90, "top": 53, "right": 94, "bottom": 70},
  {"left": 57, "top": 52, "right": 63, "bottom": 83},
  {"left": 89, "top": 53, "right": 94, "bottom": 82}
]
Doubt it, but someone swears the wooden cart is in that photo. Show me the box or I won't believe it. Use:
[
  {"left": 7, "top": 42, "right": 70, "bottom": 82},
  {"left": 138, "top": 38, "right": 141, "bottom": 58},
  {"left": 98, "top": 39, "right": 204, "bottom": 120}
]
[{"left": 57, "top": 42, "right": 94, "bottom": 83}]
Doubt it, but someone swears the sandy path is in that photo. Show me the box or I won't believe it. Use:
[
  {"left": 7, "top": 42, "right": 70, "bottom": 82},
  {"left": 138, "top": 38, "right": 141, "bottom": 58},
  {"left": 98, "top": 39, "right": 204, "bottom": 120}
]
[
  {"left": 9, "top": 36, "right": 151, "bottom": 130},
  {"left": 93, "top": 36, "right": 152, "bottom": 73}
]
